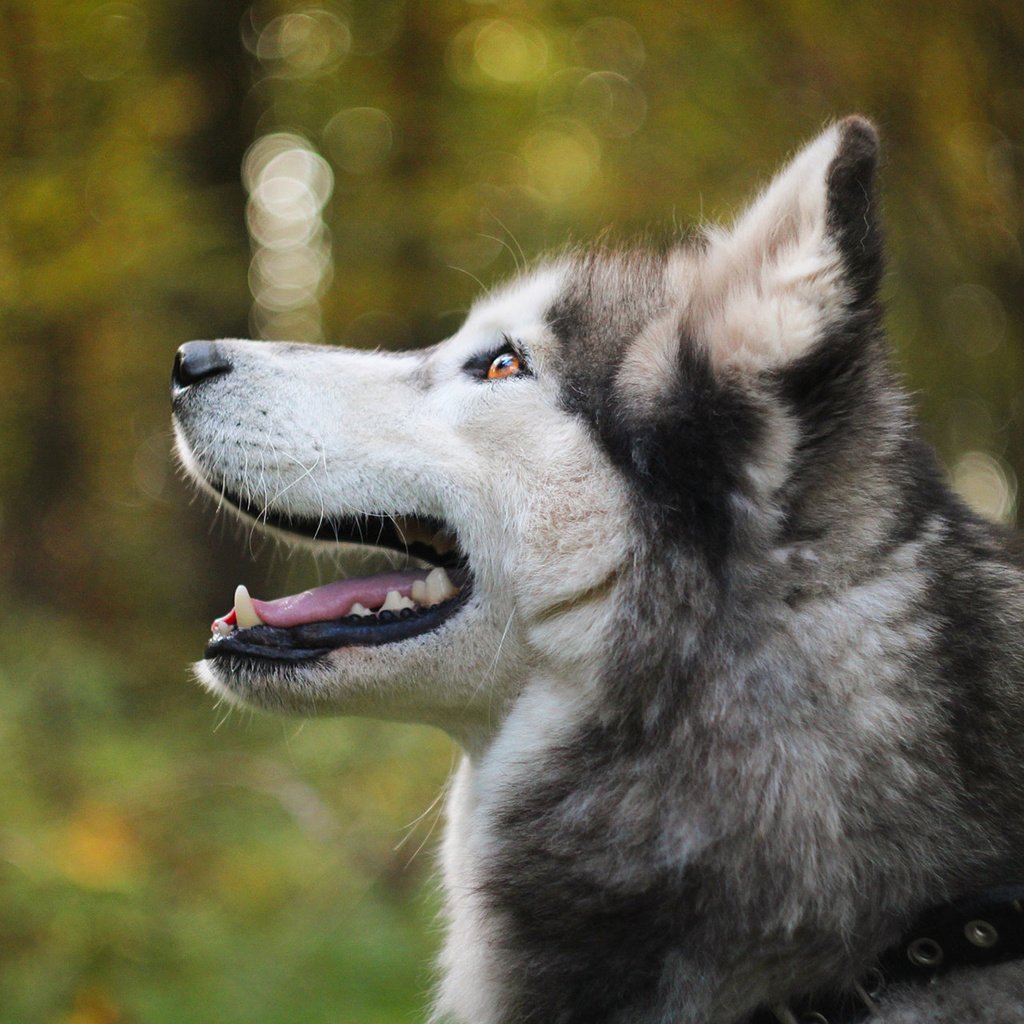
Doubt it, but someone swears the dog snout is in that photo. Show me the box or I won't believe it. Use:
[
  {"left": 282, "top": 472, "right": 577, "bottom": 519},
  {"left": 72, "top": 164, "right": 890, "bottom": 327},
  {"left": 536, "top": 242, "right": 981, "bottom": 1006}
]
[{"left": 172, "top": 341, "right": 232, "bottom": 392}]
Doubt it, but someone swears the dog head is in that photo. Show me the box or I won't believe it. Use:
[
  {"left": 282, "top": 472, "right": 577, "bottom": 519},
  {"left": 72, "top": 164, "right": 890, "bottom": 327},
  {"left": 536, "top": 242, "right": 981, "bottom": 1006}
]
[{"left": 173, "top": 117, "right": 889, "bottom": 741}]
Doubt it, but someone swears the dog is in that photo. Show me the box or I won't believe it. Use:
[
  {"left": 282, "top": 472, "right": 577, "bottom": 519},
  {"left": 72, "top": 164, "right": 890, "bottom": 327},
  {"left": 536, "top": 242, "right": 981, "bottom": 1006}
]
[{"left": 171, "top": 117, "right": 1024, "bottom": 1023}]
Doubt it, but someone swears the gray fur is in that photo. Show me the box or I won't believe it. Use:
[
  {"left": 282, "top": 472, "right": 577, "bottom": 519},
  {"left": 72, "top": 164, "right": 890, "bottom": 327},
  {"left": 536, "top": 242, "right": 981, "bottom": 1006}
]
[
  {"left": 875, "top": 963, "right": 1024, "bottom": 1022},
  {"left": 174, "top": 118, "right": 1024, "bottom": 1022}
]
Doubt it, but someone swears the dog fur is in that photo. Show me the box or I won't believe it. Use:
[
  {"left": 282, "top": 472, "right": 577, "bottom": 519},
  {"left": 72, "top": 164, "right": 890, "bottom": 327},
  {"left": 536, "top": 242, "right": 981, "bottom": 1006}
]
[{"left": 172, "top": 117, "right": 1024, "bottom": 1022}]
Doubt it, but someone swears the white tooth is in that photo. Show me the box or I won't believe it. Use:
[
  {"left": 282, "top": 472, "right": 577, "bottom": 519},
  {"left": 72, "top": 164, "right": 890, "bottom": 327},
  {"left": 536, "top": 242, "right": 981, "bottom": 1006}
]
[
  {"left": 380, "top": 590, "right": 416, "bottom": 612},
  {"left": 424, "top": 567, "right": 458, "bottom": 606},
  {"left": 213, "top": 619, "right": 233, "bottom": 637},
  {"left": 234, "top": 585, "right": 263, "bottom": 629},
  {"left": 349, "top": 602, "right": 373, "bottom": 618},
  {"left": 410, "top": 580, "right": 427, "bottom": 604}
]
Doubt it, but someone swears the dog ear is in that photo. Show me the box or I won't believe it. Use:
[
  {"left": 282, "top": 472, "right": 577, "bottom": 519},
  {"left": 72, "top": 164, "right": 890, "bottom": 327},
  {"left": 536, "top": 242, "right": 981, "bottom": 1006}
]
[{"left": 695, "top": 116, "right": 881, "bottom": 370}]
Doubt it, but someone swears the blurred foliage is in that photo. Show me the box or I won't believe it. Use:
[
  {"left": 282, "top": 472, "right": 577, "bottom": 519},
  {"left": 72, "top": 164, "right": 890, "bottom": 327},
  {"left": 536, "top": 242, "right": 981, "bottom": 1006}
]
[{"left": 0, "top": 0, "right": 1022, "bottom": 1021}]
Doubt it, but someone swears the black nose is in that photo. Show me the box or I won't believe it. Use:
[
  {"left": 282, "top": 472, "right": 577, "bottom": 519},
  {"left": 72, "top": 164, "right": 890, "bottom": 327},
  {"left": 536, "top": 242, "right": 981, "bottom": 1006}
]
[{"left": 172, "top": 341, "right": 232, "bottom": 390}]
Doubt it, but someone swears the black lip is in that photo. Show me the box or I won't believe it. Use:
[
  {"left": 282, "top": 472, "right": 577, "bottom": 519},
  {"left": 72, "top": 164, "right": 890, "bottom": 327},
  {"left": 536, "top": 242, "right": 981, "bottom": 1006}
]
[{"left": 205, "top": 577, "right": 473, "bottom": 664}]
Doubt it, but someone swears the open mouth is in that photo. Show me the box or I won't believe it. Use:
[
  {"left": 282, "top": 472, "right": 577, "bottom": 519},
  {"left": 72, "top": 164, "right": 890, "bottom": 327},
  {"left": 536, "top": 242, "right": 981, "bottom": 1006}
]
[{"left": 205, "top": 497, "right": 472, "bottom": 664}]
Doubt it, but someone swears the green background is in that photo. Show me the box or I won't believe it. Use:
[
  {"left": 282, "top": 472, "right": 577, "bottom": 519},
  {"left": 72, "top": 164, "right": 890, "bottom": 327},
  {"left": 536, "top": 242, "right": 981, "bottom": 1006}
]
[{"left": 1, "top": 2, "right": 1022, "bottom": 1021}]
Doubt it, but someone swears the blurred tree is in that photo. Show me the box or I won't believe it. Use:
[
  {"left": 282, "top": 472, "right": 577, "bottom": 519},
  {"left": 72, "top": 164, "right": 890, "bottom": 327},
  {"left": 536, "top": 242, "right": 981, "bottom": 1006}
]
[{"left": 0, "top": 0, "right": 253, "bottom": 625}]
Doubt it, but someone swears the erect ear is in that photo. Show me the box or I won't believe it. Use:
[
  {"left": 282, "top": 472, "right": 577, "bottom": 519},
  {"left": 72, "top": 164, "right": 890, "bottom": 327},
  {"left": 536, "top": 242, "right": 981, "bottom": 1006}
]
[{"left": 696, "top": 116, "right": 882, "bottom": 369}]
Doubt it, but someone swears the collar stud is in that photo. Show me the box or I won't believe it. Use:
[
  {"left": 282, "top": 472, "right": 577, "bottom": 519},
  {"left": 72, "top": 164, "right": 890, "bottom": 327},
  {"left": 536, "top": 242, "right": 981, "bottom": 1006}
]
[
  {"left": 906, "top": 936, "right": 943, "bottom": 967},
  {"left": 964, "top": 919, "right": 999, "bottom": 948}
]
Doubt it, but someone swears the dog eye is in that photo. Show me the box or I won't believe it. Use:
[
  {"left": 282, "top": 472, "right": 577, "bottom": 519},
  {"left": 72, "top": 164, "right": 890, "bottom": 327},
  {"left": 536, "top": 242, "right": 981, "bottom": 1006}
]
[
  {"left": 487, "top": 352, "right": 522, "bottom": 380},
  {"left": 463, "top": 338, "right": 531, "bottom": 382}
]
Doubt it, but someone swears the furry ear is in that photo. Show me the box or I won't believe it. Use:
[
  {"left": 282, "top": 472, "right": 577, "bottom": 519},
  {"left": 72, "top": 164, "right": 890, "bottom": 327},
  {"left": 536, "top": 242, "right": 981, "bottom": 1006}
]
[{"left": 697, "top": 116, "right": 881, "bottom": 369}]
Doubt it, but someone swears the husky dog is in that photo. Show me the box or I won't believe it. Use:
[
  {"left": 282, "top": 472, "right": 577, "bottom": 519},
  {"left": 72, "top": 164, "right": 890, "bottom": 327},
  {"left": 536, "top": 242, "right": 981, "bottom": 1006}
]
[{"left": 171, "top": 118, "right": 1024, "bottom": 1023}]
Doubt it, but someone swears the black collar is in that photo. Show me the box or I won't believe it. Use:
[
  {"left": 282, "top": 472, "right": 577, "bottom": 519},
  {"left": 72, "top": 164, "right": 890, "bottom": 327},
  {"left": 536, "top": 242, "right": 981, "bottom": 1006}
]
[{"left": 746, "top": 886, "right": 1024, "bottom": 1024}]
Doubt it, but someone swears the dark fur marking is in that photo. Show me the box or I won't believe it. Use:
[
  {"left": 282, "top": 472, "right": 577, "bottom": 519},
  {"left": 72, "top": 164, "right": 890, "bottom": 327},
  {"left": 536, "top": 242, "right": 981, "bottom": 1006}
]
[
  {"left": 483, "top": 720, "right": 700, "bottom": 1024},
  {"left": 549, "top": 258, "right": 763, "bottom": 568},
  {"left": 629, "top": 339, "right": 763, "bottom": 565},
  {"left": 825, "top": 117, "right": 883, "bottom": 305}
]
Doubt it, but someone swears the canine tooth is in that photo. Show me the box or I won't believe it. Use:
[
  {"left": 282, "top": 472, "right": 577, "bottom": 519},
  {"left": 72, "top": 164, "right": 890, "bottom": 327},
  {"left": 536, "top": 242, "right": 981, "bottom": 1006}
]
[
  {"left": 424, "top": 567, "right": 458, "bottom": 606},
  {"left": 234, "top": 585, "right": 263, "bottom": 628},
  {"left": 410, "top": 580, "right": 427, "bottom": 604},
  {"left": 349, "top": 602, "right": 373, "bottom": 618}
]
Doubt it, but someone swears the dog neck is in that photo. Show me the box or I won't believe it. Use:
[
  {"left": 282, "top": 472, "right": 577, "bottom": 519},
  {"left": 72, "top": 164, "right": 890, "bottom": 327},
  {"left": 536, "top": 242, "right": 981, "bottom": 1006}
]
[{"left": 749, "top": 886, "right": 1024, "bottom": 1024}]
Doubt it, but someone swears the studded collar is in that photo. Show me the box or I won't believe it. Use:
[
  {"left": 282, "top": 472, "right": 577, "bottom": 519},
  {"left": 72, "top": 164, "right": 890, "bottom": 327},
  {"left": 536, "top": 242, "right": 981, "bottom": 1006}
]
[{"left": 745, "top": 886, "right": 1024, "bottom": 1024}]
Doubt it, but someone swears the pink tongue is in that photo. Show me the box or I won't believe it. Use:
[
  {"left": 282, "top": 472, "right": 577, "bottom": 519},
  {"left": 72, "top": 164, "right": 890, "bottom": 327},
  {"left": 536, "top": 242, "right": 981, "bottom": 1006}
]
[{"left": 248, "top": 570, "right": 431, "bottom": 628}]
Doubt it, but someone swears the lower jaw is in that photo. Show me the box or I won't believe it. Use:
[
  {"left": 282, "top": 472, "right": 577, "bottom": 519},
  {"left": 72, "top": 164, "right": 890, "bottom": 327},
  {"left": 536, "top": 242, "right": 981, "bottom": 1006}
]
[{"left": 204, "top": 584, "right": 472, "bottom": 663}]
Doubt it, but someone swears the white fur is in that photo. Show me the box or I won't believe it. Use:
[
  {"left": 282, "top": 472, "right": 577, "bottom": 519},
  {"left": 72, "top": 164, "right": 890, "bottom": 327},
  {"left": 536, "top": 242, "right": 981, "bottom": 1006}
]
[{"left": 698, "top": 126, "right": 849, "bottom": 370}]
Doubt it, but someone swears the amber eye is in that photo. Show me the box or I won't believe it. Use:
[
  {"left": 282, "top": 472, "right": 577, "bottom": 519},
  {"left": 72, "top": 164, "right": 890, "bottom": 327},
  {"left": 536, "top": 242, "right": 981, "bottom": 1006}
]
[{"left": 487, "top": 351, "right": 522, "bottom": 380}]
